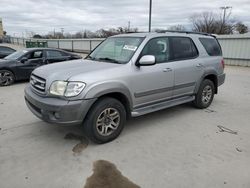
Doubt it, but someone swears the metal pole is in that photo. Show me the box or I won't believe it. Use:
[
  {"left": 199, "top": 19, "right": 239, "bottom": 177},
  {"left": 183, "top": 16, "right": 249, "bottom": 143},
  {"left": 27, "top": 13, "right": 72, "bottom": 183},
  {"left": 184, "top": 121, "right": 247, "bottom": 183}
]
[
  {"left": 149, "top": 0, "right": 152, "bottom": 32},
  {"left": 219, "top": 6, "right": 232, "bottom": 34},
  {"left": 128, "top": 21, "right": 130, "bottom": 32}
]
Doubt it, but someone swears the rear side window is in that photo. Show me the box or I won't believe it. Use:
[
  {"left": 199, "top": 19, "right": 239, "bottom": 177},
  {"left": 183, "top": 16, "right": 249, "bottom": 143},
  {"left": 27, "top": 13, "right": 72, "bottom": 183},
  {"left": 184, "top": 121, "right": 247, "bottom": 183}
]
[
  {"left": 170, "top": 37, "right": 198, "bottom": 60},
  {"left": 46, "top": 50, "right": 65, "bottom": 58},
  {"left": 199, "top": 38, "right": 222, "bottom": 56}
]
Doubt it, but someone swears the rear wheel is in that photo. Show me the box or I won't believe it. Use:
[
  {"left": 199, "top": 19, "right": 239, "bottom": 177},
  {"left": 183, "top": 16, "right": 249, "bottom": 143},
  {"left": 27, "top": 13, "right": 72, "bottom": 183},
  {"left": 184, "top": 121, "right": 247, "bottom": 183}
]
[
  {"left": 193, "top": 79, "right": 215, "bottom": 109},
  {"left": 83, "top": 97, "right": 126, "bottom": 144},
  {"left": 0, "top": 70, "right": 15, "bottom": 86}
]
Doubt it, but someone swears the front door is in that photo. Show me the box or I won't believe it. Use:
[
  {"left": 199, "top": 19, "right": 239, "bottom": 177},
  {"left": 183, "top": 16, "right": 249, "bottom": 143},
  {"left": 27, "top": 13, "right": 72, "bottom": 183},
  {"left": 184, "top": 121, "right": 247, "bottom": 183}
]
[
  {"left": 16, "top": 50, "right": 44, "bottom": 80},
  {"left": 131, "top": 37, "right": 174, "bottom": 108}
]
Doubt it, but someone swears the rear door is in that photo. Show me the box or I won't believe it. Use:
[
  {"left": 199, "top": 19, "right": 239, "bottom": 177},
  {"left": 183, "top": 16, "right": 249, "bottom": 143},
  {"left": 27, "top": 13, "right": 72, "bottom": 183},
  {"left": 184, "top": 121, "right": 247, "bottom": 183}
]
[
  {"left": 45, "top": 50, "right": 70, "bottom": 64},
  {"left": 169, "top": 37, "right": 204, "bottom": 98},
  {"left": 131, "top": 37, "right": 175, "bottom": 108}
]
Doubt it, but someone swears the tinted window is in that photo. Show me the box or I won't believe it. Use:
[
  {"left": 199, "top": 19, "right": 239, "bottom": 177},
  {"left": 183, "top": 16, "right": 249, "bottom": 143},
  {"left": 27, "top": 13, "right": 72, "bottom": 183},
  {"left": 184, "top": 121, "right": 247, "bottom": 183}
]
[
  {"left": 46, "top": 50, "right": 65, "bottom": 58},
  {"left": 141, "top": 37, "right": 170, "bottom": 63},
  {"left": 0, "top": 46, "right": 15, "bottom": 53},
  {"left": 199, "top": 38, "right": 222, "bottom": 56},
  {"left": 170, "top": 37, "right": 198, "bottom": 60}
]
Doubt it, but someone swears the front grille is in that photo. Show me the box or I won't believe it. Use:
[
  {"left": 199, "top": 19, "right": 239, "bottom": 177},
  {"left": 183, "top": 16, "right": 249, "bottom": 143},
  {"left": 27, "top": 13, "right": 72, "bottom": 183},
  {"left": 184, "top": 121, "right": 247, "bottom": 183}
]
[{"left": 30, "top": 74, "right": 46, "bottom": 94}]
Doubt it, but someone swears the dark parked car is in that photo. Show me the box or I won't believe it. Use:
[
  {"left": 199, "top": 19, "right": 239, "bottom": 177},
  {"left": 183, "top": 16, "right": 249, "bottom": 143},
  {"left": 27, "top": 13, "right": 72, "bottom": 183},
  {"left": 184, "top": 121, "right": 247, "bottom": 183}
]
[
  {"left": 0, "top": 48, "right": 82, "bottom": 86},
  {"left": 0, "top": 46, "right": 16, "bottom": 58}
]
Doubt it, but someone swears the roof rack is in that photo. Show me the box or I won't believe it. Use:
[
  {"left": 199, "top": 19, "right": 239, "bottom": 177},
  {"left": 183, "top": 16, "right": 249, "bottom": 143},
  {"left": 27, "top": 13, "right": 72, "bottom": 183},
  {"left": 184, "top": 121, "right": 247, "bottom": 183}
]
[{"left": 156, "top": 30, "right": 215, "bottom": 37}]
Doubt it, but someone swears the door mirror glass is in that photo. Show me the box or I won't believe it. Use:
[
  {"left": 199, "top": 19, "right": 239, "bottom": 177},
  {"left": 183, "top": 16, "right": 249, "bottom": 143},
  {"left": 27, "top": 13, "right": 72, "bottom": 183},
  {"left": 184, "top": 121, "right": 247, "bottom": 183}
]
[
  {"left": 20, "top": 57, "right": 28, "bottom": 63},
  {"left": 138, "top": 55, "right": 156, "bottom": 66}
]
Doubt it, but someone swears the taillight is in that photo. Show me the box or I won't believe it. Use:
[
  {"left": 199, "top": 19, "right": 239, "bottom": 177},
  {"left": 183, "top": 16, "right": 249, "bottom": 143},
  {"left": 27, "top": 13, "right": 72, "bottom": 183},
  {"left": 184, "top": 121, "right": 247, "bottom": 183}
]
[{"left": 221, "top": 59, "right": 225, "bottom": 69}]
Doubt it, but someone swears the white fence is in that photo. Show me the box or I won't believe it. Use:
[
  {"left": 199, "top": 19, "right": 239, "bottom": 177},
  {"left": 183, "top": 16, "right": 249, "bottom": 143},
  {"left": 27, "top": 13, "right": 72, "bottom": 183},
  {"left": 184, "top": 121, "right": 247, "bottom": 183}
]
[
  {"left": 217, "top": 34, "right": 250, "bottom": 67},
  {"left": 10, "top": 38, "right": 104, "bottom": 53},
  {"left": 10, "top": 34, "right": 250, "bottom": 66}
]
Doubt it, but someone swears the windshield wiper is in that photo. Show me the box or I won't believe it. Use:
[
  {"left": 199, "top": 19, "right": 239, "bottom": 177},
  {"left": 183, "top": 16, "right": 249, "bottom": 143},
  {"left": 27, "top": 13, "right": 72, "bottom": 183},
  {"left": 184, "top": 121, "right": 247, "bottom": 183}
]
[
  {"left": 98, "top": 57, "right": 120, "bottom": 64},
  {"left": 86, "top": 55, "right": 96, "bottom": 60}
]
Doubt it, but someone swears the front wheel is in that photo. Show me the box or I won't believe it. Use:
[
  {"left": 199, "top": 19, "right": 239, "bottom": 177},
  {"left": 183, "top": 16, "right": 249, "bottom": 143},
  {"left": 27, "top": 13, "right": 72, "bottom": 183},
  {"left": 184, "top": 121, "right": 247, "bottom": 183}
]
[
  {"left": 0, "top": 70, "right": 15, "bottom": 86},
  {"left": 83, "top": 97, "right": 126, "bottom": 144},
  {"left": 193, "top": 79, "right": 215, "bottom": 109}
]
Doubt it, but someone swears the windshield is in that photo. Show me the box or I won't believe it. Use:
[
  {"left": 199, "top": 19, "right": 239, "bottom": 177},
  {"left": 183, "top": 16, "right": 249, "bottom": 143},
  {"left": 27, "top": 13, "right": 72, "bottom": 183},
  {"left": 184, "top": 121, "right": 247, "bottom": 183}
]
[
  {"left": 4, "top": 50, "right": 28, "bottom": 60},
  {"left": 87, "top": 37, "right": 144, "bottom": 64}
]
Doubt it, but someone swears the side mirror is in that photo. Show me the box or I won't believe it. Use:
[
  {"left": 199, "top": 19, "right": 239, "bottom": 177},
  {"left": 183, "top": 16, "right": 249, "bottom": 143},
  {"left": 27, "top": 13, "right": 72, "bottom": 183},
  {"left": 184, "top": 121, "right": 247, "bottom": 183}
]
[
  {"left": 20, "top": 57, "right": 28, "bottom": 63},
  {"left": 138, "top": 55, "right": 156, "bottom": 66}
]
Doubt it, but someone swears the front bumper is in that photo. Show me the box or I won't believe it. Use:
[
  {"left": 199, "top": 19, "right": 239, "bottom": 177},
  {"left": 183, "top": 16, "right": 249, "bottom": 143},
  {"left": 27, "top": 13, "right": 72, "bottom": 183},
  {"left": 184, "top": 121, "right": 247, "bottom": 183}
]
[
  {"left": 218, "top": 73, "right": 226, "bottom": 86},
  {"left": 24, "top": 85, "right": 96, "bottom": 125}
]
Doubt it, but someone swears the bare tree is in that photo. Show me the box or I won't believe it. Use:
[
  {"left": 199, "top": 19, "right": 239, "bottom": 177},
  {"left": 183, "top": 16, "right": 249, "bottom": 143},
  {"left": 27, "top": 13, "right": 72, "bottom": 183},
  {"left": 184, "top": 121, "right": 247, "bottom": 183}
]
[
  {"left": 190, "top": 11, "right": 238, "bottom": 34},
  {"left": 235, "top": 22, "right": 248, "bottom": 34},
  {"left": 190, "top": 12, "right": 218, "bottom": 33},
  {"left": 168, "top": 25, "right": 186, "bottom": 31}
]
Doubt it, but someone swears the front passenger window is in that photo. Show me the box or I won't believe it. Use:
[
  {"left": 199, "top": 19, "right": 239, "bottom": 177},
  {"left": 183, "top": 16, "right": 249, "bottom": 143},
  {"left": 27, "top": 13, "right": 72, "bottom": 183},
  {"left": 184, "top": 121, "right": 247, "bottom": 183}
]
[
  {"left": 141, "top": 37, "right": 170, "bottom": 63},
  {"left": 28, "top": 51, "right": 43, "bottom": 59}
]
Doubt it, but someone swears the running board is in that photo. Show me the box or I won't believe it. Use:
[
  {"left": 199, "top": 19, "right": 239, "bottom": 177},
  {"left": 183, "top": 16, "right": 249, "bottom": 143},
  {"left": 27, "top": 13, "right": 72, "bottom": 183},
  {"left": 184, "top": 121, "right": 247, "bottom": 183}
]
[{"left": 131, "top": 96, "right": 195, "bottom": 117}]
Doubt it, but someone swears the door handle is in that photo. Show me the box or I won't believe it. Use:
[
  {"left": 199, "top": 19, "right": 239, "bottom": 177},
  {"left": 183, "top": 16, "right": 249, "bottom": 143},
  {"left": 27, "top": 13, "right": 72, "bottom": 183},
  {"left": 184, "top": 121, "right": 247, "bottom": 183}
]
[
  {"left": 196, "top": 63, "right": 203, "bottom": 67},
  {"left": 163, "top": 68, "right": 172, "bottom": 72}
]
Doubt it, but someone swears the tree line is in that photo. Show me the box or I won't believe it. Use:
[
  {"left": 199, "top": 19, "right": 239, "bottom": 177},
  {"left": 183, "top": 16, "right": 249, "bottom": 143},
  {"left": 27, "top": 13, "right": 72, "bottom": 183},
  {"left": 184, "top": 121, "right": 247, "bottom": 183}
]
[{"left": 33, "top": 10, "right": 248, "bottom": 39}]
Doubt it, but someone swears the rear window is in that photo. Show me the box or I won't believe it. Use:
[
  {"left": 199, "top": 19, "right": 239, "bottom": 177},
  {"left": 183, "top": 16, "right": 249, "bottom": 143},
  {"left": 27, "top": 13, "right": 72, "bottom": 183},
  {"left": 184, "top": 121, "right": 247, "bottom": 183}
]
[
  {"left": 0, "top": 46, "right": 15, "bottom": 53},
  {"left": 199, "top": 38, "right": 222, "bottom": 56}
]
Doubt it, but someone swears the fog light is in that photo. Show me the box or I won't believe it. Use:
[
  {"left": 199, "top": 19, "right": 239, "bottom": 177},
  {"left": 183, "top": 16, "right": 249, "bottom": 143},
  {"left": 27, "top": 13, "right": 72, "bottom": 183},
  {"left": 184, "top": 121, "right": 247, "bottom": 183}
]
[{"left": 54, "top": 112, "right": 60, "bottom": 119}]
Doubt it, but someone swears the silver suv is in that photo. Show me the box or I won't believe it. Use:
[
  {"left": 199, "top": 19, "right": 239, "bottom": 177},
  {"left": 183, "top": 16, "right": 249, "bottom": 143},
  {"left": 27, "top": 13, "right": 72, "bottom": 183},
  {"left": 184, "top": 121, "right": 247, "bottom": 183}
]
[{"left": 25, "top": 31, "right": 225, "bottom": 143}]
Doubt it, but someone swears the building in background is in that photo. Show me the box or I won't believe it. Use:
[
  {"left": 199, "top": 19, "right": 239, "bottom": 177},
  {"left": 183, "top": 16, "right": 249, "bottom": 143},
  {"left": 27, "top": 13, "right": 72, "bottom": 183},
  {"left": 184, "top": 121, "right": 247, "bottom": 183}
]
[{"left": 0, "top": 18, "right": 4, "bottom": 38}]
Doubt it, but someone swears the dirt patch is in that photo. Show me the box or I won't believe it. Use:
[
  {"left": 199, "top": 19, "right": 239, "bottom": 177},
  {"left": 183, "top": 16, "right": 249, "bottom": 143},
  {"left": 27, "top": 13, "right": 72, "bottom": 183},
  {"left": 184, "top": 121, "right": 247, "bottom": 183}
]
[
  {"left": 217, "top": 125, "right": 238, "bottom": 135},
  {"left": 204, "top": 108, "right": 216, "bottom": 113},
  {"left": 83, "top": 160, "right": 140, "bottom": 188},
  {"left": 64, "top": 133, "right": 89, "bottom": 154},
  {"left": 236, "top": 147, "right": 242, "bottom": 152}
]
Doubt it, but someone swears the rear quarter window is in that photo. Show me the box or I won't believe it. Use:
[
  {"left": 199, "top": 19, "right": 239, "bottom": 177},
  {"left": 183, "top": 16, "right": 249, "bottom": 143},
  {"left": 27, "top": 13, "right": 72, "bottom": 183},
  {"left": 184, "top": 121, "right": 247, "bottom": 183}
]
[{"left": 199, "top": 38, "right": 222, "bottom": 56}]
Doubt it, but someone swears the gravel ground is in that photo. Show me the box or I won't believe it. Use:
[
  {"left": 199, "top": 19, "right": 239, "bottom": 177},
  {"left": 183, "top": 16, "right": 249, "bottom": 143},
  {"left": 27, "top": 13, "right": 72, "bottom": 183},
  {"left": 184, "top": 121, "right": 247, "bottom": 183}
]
[{"left": 0, "top": 64, "right": 250, "bottom": 188}]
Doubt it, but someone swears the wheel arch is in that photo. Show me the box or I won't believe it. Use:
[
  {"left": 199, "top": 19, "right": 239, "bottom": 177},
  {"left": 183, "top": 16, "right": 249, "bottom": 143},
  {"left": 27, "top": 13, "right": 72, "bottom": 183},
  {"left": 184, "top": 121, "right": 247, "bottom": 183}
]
[
  {"left": 0, "top": 68, "right": 16, "bottom": 80},
  {"left": 195, "top": 72, "right": 218, "bottom": 94},
  {"left": 97, "top": 92, "right": 132, "bottom": 119}
]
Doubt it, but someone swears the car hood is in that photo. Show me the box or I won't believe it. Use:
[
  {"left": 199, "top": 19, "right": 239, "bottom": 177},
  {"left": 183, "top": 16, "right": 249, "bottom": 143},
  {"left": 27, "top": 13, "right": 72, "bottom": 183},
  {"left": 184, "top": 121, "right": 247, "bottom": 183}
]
[
  {"left": 33, "top": 59, "right": 122, "bottom": 82},
  {"left": 0, "top": 59, "right": 17, "bottom": 66}
]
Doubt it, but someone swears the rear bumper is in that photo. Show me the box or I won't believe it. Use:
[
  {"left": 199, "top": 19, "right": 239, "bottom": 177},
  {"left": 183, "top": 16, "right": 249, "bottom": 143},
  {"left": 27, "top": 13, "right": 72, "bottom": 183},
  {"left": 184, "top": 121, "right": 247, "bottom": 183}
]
[
  {"left": 218, "top": 73, "right": 226, "bottom": 86},
  {"left": 24, "top": 85, "right": 96, "bottom": 125}
]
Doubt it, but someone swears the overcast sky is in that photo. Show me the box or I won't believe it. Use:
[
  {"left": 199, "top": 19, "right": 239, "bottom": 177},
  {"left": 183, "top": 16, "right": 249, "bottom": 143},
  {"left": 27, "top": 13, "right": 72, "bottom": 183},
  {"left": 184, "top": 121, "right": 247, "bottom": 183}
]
[{"left": 0, "top": 0, "right": 249, "bottom": 36}]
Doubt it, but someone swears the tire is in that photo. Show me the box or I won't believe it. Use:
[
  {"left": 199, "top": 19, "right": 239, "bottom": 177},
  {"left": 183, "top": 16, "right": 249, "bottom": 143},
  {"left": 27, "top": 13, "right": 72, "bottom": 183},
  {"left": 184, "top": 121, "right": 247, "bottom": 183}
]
[
  {"left": 83, "top": 97, "right": 126, "bottom": 144},
  {"left": 0, "top": 70, "right": 15, "bottom": 86},
  {"left": 193, "top": 79, "right": 215, "bottom": 109}
]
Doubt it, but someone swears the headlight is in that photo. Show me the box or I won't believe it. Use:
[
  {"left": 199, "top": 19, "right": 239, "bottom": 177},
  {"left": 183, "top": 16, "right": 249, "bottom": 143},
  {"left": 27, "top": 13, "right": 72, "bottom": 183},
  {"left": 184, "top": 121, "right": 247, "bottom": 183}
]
[
  {"left": 64, "top": 82, "right": 86, "bottom": 97},
  {"left": 49, "top": 81, "right": 85, "bottom": 97},
  {"left": 49, "top": 81, "right": 67, "bottom": 96}
]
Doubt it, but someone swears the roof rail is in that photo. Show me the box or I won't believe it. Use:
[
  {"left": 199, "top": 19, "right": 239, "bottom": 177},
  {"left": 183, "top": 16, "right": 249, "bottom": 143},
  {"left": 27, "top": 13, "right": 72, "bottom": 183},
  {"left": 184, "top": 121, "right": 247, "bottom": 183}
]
[{"left": 156, "top": 30, "right": 215, "bottom": 37}]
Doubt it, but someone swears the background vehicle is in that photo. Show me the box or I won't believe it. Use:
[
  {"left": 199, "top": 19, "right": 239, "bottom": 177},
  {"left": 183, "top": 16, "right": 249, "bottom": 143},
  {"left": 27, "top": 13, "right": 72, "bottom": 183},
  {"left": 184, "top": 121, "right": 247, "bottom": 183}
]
[
  {"left": 25, "top": 31, "right": 225, "bottom": 144},
  {"left": 0, "top": 48, "right": 82, "bottom": 86},
  {"left": 0, "top": 46, "right": 16, "bottom": 58}
]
